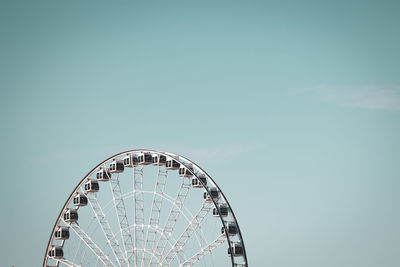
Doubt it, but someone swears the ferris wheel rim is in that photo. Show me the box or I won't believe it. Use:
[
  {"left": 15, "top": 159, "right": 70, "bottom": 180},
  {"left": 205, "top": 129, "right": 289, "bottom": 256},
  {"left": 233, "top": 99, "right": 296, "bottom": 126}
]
[{"left": 43, "top": 149, "right": 248, "bottom": 267}]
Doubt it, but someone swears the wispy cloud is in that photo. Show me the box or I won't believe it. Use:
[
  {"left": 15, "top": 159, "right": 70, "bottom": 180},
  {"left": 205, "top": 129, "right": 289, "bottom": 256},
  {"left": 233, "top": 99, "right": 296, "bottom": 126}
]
[{"left": 304, "top": 85, "right": 400, "bottom": 111}]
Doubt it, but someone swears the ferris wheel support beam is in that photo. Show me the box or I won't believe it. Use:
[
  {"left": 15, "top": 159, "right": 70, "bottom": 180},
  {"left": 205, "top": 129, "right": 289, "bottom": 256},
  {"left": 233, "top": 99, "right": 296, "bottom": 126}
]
[
  {"left": 141, "top": 165, "right": 168, "bottom": 267},
  {"left": 149, "top": 176, "right": 192, "bottom": 266},
  {"left": 109, "top": 173, "right": 135, "bottom": 266},
  {"left": 180, "top": 234, "right": 226, "bottom": 266},
  {"left": 161, "top": 201, "right": 214, "bottom": 265},
  {"left": 84, "top": 191, "right": 127, "bottom": 267},
  {"left": 63, "top": 219, "right": 115, "bottom": 267},
  {"left": 134, "top": 165, "right": 145, "bottom": 267}
]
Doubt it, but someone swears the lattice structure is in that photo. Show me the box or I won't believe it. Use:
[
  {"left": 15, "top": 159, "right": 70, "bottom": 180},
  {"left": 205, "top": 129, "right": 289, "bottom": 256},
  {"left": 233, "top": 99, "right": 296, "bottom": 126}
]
[
  {"left": 181, "top": 234, "right": 226, "bottom": 266},
  {"left": 85, "top": 192, "right": 126, "bottom": 266},
  {"left": 149, "top": 177, "right": 192, "bottom": 266},
  {"left": 162, "top": 201, "right": 214, "bottom": 264},
  {"left": 133, "top": 165, "right": 145, "bottom": 267},
  {"left": 141, "top": 166, "right": 168, "bottom": 267},
  {"left": 65, "top": 220, "right": 115, "bottom": 267},
  {"left": 109, "top": 173, "right": 134, "bottom": 266}
]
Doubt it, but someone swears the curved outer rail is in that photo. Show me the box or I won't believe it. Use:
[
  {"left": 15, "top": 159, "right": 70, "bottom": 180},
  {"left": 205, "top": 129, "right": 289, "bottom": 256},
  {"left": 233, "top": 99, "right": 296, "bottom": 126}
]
[{"left": 43, "top": 149, "right": 247, "bottom": 267}]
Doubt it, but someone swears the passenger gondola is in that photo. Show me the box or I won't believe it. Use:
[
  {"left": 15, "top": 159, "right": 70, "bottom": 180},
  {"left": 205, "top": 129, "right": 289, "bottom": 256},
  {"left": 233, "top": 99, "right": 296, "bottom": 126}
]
[
  {"left": 123, "top": 154, "right": 138, "bottom": 167},
  {"left": 192, "top": 173, "right": 207, "bottom": 188},
  {"left": 138, "top": 152, "right": 152, "bottom": 165},
  {"left": 55, "top": 227, "right": 69, "bottom": 240},
  {"left": 84, "top": 180, "right": 99, "bottom": 193},
  {"left": 179, "top": 164, "right": 193, "bottom": 177},
  {"left": 228, "top": 242, "right": 244, "bottom": 257},
  {"left": 221, "top": 221, "right": 238, "bottom": 236},
  {"left": 213, "top": 204, "right": 229, "bottom": 217},
  {"left": 48, "top": 246, "right": 63, "bottom": 259},
  {"left": 109, "top": 160, "right": 124, "bottom": 173},
  {"left": 166, "top": 157, "right": 180, "bottom": 170},
  {"left": 203, "top": 187, "right": 220, "bottom": 202},
  {"left": 152, "top": 154, "right": 166, "bottom": 166},
  {"left": 96, "top": 168, "right": 111, "bottom": 181},
  {"left": 73, "top": 193, "right": 88, "bottom": 206},
  {"left": 64, "top": 209, "right": 78, "bottom": 223}
]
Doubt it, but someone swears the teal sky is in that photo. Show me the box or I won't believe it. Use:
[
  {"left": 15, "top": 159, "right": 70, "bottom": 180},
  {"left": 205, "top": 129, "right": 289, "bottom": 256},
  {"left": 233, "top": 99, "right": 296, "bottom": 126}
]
[{"left": 1, "top": 0, "right": 400, "bottom": 266}]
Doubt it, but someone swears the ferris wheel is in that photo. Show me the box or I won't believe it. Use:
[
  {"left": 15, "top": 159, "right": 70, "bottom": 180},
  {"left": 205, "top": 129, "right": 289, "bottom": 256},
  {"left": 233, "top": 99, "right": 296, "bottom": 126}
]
[{"left": 44, "top": 150, "right": 248, "bottom": 267}]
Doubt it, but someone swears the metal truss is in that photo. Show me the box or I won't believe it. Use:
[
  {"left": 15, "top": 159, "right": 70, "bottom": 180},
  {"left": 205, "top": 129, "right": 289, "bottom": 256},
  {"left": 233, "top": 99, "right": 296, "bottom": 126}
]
[
  {"left": 133, "top": 165, "right": 145, "bottom": 267},
  {"left": 161, "top": 201, "right": 214, "bottom": 265},
  {"left": 85, "top": 192, "right": 127, "bottom": 266},
  {"left": 141, "top": 166, "right": 168, "bottom": 267},
  {"left": 180, "top": 234, "right": 226, "bottom": 266},
  {"left": 109, "top": 173, "right": 135, "bottom": 266},
  {"left": 149, "top": 177, "right": 192, "bottom": 266},
  {"left": 64, "top": 219, "right": 115, "bottom": 267}
]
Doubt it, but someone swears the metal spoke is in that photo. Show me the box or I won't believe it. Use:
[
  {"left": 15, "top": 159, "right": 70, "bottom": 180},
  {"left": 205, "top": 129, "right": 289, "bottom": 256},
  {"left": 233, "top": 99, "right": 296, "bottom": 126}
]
[
  {"left": 141, "top": 165, "right": 168, "bottom": 267},
  {"left": 63, "top": 219, "right": 115, "bottom": 267},
  {"left": 109, "top": 172, "right": 134, "bottom": 266},
  {"left": 133, "top": 165, "right": 145, "bottom": 267},
  {"left": 162, "top": 201, "right": 214, "bottom": 265},
  {"left": 85, "top": 191, "right": 127, "bottom": 266},
  {"left": 180, "top": 234, "right": 226, "bottom": 266},
  {"left": 149, "top": 177, "right": 191, "bottom": 266}
]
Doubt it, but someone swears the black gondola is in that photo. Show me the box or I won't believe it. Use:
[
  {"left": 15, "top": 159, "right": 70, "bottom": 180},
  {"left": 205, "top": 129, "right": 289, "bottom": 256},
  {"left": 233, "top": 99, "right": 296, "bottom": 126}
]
[
  {"left": 73, "top": 193, "right": 88, "bottom": 206},
  {"left": 48, "top": 246, "right": 64, "bottom": 259},
  {"left": 64, "top": 209, "right": 78, "bottom": 223},
  {"left": 192, "top": 174, "right": 207, "bottom": 188},
  {"left": 228, "top": 242, "right": 244, "bottom": 257},
  {"left": 123, "top": 154, "right": 138, "bottom": 167},
  {"left": 221, "top": 222, "right": 238, "bottom": 236},
  {"left": 203, "top": 187, "right": 220, "bottom": 202},
  {"left": 213, "top": 204, "right": 229, "bottom": 217},
  {"left": 138, "top": 152, "right": 152, "bottom": 165},
  {"left": 166, "top": 158, "right": 180, "bottom": 170},
  {"left": 179, "top": 164, "right": 193, "bottom": 178},
  {"left": 96, "top": 168, "right": 111, "bottom": 181},
  {"left": 152, "top": 154, "right": 166, "bottom": 166},
  {"left": 109, "top": 160, "right": 124, "bottom": 173},
  {"left": 55, "top": 227, "right": 70, "bottom": 240},
  {"left": 84, "top": 180, "right": 99, "bottom": 193}
]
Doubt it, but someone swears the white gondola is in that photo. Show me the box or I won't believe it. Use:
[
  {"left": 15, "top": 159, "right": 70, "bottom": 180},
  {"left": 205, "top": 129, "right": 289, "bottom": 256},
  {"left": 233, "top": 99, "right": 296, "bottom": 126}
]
[
  {"left": 109, "top": 160, "right": 124, "bottom": 173},
  {"left": 152, "top": 154, "right": 166, "bottom": 166},
  {"left": 55, "top": 227, "right": 70, "bottom": 240},
  {"left": 192, "top": 173, "right": 207, "bottom": 188},
  {"left": 64, "top": 209, "right": 78, "bottom": 223},
  {"left": 138, "top": 152, "right": 152, "bottom": 165},
  {"left": 84, "top": 180, "right": 99, "bottom": 193},
  {"left": 96, "top": 168, "right": 111, "bottom": 181},
  {"left": 73, "top": 193, "right": 88, "bottom": 206},
  {"left": 48, "top": 246, "right": 64, "bottom": 259},
  {"left": 179, "top": 164, "right": 193, "bottom": 177},
  {"left": 221, "top": 221, "right": 238, "bottom": 236},
  {"left": 228, "top": 242, "right": 244, "bottom": 257},
  {"left": 166, "top": 157, "right": 180, "bottom": 170},
  {"left": 213, "top": 204, "right": 229, "bottom": 217},
  {"left": 123, "top": 154, "right": 138, "bottom": 167},
  {"left": 203, "top": 187, "right": 220, "bottom": 202}
]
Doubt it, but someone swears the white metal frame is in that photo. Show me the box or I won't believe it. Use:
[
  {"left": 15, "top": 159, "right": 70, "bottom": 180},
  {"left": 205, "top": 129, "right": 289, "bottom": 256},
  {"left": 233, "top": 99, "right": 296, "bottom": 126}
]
[{"left": 43, "top": 149, "right": 248, "bottom": 267}]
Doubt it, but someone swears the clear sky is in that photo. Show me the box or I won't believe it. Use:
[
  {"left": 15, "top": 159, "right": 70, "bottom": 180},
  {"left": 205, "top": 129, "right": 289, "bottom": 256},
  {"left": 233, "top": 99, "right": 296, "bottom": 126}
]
[{"left": 1, "top": 0, "right": 399, "bottom": 266}]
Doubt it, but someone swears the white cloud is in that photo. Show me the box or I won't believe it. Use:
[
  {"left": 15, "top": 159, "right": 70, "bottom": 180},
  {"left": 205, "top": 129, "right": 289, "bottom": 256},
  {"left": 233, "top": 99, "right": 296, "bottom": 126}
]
[{"left": 304, "top": 85, "right": 400, "bottom": 111}]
